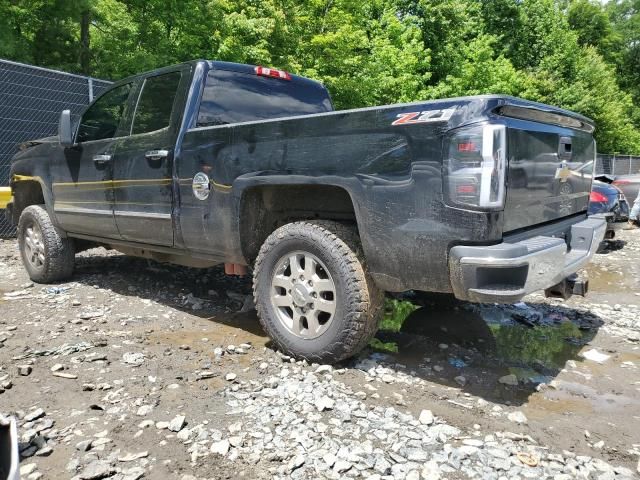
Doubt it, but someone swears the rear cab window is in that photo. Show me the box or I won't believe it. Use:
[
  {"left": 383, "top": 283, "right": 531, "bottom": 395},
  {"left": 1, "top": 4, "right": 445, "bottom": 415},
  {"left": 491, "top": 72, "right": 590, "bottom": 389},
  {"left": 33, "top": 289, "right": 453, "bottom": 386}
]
[{"left": 197, "top": 68, "right": 333, "bottom": 127}]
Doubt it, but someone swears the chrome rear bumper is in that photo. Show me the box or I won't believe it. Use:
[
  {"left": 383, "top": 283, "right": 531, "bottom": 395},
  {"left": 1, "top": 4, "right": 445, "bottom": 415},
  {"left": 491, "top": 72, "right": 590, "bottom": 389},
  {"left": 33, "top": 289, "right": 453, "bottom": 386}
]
[{"left": 449, "top": 216, "right": 607, "bottom": 303}]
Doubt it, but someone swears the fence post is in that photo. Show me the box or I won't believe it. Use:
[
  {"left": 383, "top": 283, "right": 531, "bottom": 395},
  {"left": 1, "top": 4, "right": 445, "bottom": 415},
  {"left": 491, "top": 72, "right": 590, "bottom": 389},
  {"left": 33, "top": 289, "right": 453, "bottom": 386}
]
[{"left": 88, "top": 77, "right": 94, "bottom": 102}]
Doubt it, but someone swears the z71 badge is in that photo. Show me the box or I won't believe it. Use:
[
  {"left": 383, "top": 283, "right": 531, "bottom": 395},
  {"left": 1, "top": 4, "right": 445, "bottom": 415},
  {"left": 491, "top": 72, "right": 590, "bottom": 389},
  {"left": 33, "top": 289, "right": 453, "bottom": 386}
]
[{"left": 391, "top": 108, "right": 456, "bottom": 126}]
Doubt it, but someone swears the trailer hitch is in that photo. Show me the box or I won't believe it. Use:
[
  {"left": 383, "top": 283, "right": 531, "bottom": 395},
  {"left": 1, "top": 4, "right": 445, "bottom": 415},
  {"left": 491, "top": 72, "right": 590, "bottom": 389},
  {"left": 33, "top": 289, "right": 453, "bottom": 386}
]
[{"left": 544, "top": 273, "right": 588, "bottom": 300}]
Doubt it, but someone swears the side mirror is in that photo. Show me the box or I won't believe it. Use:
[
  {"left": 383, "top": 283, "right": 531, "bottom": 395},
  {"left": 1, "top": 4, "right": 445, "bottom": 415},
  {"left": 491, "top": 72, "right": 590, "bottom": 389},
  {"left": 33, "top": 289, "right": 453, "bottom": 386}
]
[{"left": 58, "top": 109, "right": 74, "bottom": 147}]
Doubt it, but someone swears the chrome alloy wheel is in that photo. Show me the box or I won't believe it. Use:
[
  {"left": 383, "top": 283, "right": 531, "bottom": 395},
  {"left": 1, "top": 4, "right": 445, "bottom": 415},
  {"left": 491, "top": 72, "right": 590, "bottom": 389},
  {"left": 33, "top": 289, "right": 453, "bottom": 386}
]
[
  {"left": 23, "top": 222, "right": 45, "bottom": 271},
  {"left": 270, "top": 251, "right": 337, "bottom": 339}
]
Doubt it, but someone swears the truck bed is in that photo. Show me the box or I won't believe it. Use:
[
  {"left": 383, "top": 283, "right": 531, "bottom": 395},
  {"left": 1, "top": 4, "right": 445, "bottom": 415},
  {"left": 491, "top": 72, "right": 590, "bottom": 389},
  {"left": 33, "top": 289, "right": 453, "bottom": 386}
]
[{"left": 178, "top": 94, "right": 594, "bottom": 292}]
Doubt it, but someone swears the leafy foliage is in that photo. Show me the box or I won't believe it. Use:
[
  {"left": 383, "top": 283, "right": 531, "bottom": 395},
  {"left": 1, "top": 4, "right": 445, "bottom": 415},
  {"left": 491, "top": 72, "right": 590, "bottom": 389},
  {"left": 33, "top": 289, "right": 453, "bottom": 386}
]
[{"left": 1, "top": 0, "right": 639, "bottom": 152}]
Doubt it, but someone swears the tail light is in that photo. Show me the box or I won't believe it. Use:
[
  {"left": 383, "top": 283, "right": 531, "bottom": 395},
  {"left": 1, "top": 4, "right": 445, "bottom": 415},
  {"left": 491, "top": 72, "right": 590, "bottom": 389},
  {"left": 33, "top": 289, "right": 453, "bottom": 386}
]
[
  {"left": 445, "top": 124, "right": 506, "bottom": 209},
  {"left": 589, "top": 191, "right": 608, "bottom": 203},
  {"left": 613, "top": 179, "right": 630, "bottom": 185}
]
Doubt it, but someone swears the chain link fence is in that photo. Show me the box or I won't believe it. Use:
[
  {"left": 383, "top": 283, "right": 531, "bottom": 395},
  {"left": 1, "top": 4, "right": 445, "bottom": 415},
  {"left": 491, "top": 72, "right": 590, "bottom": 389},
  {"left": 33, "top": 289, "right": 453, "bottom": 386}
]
[
  {"left": 0, "top": 59, "right": 111, "bottom": 237},
  {"left": 595, "top": 154, "right": 640, "bottom": 176}
]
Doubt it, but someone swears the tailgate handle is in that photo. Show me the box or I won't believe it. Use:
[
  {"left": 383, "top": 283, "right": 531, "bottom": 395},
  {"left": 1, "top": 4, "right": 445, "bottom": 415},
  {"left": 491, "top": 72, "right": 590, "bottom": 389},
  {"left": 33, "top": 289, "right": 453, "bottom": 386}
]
[{"left": 559, "top": 137, "right": 572, "bottom": 160}]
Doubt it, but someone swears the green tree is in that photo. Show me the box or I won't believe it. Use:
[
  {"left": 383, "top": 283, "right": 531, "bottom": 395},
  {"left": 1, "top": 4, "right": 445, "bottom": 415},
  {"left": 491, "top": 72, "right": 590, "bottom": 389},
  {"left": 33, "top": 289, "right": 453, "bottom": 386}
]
[
  {"left": 568, "top": 0, "right": 618, "bottom": 50},
  {"left": 0, "top": 0, "right": 638, "bottom": 152},
  {"left": 425, "top": 35, "right": 525, "bottom": 99},
  {"left": 296, "top": 0, "right": 430, "bottom": 108},
  {"left": 607, "top": 0, "right": 640, "bottom": 128}
]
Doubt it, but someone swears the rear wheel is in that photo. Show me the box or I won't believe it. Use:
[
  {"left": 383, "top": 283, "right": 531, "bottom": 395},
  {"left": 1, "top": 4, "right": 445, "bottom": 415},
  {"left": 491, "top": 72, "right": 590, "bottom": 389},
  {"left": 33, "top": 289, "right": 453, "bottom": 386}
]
[
  {"left": 17, "top": 205, "right": 75, "bottom": 283},
  {"left": 253, "top": 221, "right": 383, "bottom": 363}
]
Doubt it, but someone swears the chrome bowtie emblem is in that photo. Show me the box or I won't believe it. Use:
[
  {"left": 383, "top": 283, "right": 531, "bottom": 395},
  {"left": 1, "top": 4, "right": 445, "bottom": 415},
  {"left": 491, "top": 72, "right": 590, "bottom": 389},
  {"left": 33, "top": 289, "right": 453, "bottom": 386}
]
[
  {"left": 192, "top": 172, "right": 210, "bottom": 200},
  {"left": 555, "top": 161, "right": 571, "bottom": 183}
]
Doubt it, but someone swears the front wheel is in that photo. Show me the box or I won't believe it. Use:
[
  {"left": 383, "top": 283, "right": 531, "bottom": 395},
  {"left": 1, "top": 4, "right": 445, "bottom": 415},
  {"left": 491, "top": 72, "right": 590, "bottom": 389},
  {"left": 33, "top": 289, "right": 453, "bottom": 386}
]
[
  {"left": 253, "top": 221, "right": 383, "bottom": 363},
  {"left": 17, "top": 205, "right": 75, "bottom": 283}
]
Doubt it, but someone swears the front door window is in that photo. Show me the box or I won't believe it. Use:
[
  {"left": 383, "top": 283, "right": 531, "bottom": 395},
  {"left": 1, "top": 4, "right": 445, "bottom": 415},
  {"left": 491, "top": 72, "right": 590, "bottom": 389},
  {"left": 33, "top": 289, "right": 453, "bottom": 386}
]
[{"left": 77, "top": 83, "right": 133, "bottom": 143}]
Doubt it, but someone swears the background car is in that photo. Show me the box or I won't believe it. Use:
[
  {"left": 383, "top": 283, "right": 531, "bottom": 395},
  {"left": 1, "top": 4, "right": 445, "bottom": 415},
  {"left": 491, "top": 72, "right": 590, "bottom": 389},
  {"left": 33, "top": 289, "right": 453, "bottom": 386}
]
[
  {"left": 612, "top": 173, "right": 640, "bottom": 208},
  {"left": 589, "top": 180, "right": 629, "bottom": 238}
]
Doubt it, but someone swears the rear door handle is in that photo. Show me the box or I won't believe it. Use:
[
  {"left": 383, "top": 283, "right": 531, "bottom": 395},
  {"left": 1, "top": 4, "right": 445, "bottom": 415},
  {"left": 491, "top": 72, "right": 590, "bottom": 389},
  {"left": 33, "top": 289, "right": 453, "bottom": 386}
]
[
  {"left": 92, "top": 154, "right": 112, "bottom": 165},
  {"left": 145, "top": 149, "right": 169, "bottom": 161}
]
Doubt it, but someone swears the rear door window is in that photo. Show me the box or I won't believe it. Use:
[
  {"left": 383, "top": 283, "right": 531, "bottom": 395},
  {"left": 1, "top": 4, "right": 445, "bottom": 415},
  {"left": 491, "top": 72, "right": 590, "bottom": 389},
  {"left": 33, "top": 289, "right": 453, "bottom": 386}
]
[
  {"left": 76, "top": 83, "right": 133, "bottom": 143},
  {"left": 197, "top": 69, "right": 332, "bottom": 127},
  {"left": 131, "top": 71, "right": 182, "bottom": 135}
]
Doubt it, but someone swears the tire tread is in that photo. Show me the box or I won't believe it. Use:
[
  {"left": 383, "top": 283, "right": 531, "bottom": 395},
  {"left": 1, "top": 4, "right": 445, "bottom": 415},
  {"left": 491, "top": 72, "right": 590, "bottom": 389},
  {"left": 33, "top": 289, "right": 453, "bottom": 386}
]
[
  {"left": 253, "top": 220, "right": 383, "bottom": 363},
  {"left": 18, "top": 205, "right": 74, "bottom": 283}
]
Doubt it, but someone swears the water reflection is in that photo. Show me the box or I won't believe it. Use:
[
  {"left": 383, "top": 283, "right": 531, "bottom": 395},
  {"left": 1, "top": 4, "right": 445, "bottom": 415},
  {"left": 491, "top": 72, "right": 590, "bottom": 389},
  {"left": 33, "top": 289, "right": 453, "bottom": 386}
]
[{"left": 373, "top": 297, "right": 600, "bottom": 386}]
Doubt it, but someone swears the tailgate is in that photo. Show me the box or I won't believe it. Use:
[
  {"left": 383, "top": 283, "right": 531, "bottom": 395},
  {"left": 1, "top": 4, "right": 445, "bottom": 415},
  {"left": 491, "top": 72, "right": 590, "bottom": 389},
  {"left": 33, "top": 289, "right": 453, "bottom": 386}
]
[{"left": 503, "top": 119, "right": 594, "bottom": 232}]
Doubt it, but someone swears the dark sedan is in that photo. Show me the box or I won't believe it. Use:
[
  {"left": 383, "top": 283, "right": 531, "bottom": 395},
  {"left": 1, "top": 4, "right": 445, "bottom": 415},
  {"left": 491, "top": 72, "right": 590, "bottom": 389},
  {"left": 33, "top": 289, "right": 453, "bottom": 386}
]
[
  {"left": 589, "top": 180, "right": 629, "bottom": 238},
  {"left": 612, "top": 174, "right": 640, "bottom": 208}
]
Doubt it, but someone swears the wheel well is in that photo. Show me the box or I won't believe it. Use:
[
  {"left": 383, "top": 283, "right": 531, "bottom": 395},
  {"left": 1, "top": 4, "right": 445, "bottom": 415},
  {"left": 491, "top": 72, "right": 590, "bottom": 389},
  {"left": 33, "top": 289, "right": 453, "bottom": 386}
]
[
  {"left": 239, "top": 184, "right": 358, "bottom": 263},
  {"left": 11, "top": 181, "right": 45, "bottom": 223}
]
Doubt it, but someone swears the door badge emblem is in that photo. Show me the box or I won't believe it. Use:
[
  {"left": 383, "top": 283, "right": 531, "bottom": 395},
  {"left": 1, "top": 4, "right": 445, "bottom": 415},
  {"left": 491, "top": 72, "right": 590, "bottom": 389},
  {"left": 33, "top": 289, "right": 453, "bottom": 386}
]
[
  {"left": 555, "top": 161, "right": 571, "bottom": 183},
  {"left": 192, "top": 172, "right": 210, "bottom": 200}
]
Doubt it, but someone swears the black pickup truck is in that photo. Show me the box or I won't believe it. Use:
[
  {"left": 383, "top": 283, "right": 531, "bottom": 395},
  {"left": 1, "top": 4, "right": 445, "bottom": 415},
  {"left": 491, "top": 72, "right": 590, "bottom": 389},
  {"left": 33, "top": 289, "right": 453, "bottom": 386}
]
[{"left": 6, "top": 60, "right": 606, "bottom": 362}]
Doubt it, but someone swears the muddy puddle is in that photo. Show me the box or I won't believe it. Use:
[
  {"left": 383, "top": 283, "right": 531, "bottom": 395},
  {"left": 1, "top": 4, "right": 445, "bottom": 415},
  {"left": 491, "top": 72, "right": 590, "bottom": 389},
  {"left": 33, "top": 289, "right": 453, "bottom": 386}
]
[
  {"left": 377, "top": 299, "right": 592, "bottom": 376},
  {"left": 148, "top": 311, "right": 268, "bottom": 351},
  {"left": 585, "top": 263, "right": 637, "bottom": 293},
  {"left": 371, "top": 297, "right": 615, "bottom": 406}
]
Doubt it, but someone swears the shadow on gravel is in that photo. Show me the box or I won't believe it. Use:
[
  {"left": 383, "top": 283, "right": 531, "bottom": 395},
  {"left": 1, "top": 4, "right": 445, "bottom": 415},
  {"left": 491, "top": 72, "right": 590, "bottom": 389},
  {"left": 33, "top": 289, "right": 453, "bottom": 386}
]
[
  {"left": 73, "top": 249, "right": 606, "bottom": 407},
  {"left": 372, "top": 295, "right": 605, "bottom": 406},
  {"left": 73, "top": 250, "right": 266, "bottom": 338},
  {"left": 597, "top": 239, "right": 626, "bottom": 254}
]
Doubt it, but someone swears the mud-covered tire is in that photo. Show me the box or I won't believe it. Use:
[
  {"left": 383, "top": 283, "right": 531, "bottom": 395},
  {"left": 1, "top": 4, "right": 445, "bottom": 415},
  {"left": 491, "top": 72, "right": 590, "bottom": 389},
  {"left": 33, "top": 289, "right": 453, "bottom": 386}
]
[
  {"left": 253, "top": 221, "right": 384, "bottom": 363},
  {"left": 17, "top": 205, "right": 75, "bottom": 283}
]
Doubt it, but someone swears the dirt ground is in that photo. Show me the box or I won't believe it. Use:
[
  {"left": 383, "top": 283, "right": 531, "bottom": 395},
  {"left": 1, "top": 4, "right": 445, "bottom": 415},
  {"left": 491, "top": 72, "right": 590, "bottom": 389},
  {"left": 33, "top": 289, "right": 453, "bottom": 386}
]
[{"left": 1, "top": 229, "right": 639, "bottom": 479}]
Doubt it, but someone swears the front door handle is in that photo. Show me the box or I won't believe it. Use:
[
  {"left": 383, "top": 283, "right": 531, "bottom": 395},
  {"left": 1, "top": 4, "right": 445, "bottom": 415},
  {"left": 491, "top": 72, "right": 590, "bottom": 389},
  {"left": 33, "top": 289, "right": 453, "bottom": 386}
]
[
  {"left": 145, "top": 149, "right": 169, "bottom": 161},
  {"left": 93, "top": 154, "right": 112, "bottom": 165}
]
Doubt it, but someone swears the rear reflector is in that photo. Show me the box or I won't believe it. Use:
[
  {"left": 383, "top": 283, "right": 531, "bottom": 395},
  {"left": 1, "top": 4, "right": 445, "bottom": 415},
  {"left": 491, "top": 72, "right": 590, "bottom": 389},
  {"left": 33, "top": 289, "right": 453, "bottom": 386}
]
[
  {"left": 589, "top": 191, "right": 608, "bottom": 203},
  {"left": 254, "top": 66, "right": 291, "bottom": 81},
  {"left": 457, "top": 142, "right": 478, "bottom": 152},
  {"left": 456, "top": 184, "right": 477, "bottom": 194}
]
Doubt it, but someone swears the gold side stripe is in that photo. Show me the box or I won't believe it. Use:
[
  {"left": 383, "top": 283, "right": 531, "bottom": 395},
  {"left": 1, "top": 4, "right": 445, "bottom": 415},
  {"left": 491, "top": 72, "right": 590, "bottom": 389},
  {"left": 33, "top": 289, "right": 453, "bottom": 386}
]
[
  {"left": 178, "top": 178, "right": 232, "bottom": 190},
  {"left": 211, "top": 181, "right": 232, "bottom": 190},
  {"left": 13, "top": 175, "right": 40, "bottom": 182},
  {"left": 53, "top": 184, "right": 172, "bottom": 193},
  {"left": 56, "top": 201, "right": 169, "bottom": 206},
  {"left": 53, "top": 177, "right": 232, "bottom": 191},
  {"left": 53, "top": 178, "right": 171, "bottom": 187},
  {"left": 14, "top": 174, "right": 231, "bottom": 198}
]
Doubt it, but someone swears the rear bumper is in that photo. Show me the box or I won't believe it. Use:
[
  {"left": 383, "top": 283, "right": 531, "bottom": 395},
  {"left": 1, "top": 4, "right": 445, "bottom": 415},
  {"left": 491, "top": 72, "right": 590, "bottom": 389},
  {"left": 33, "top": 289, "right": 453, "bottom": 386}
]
[{"left": 449, "top": 216, "right": 607, "bottom": 303}]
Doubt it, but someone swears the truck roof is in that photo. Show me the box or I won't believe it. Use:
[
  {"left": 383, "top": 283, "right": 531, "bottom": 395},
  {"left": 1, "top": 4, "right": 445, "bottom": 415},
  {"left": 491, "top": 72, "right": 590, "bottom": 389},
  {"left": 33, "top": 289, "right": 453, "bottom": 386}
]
[
  {"left": 206, "top": 60, "right": 328, "bottom": 92},
  {"left": 108, "top": 61, "right": 593, "bottom": 131},
  {"left": 111, "top": 59, "right": 328, "bottom": 95}
]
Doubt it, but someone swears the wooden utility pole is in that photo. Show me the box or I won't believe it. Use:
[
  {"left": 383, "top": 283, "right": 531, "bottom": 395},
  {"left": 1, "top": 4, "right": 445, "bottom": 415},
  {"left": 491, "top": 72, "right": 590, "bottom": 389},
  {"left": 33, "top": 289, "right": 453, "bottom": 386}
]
[{"left": 80, "top": 9, "right": 90, "bottom": 75}]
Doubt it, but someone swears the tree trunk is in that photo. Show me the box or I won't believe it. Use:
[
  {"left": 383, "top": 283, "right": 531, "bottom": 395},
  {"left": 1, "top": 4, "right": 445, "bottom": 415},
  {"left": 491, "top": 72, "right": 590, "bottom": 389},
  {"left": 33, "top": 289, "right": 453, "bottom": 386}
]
[{"left": 80, "top": 9, "right": 90, "bottom": 75}]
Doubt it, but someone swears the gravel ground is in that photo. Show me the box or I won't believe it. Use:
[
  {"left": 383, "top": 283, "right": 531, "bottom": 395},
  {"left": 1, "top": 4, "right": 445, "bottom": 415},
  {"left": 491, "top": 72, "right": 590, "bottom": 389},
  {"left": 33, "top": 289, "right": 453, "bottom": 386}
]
[{"left": 1, "top": 230, "right": 639, "bottom": 480}]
